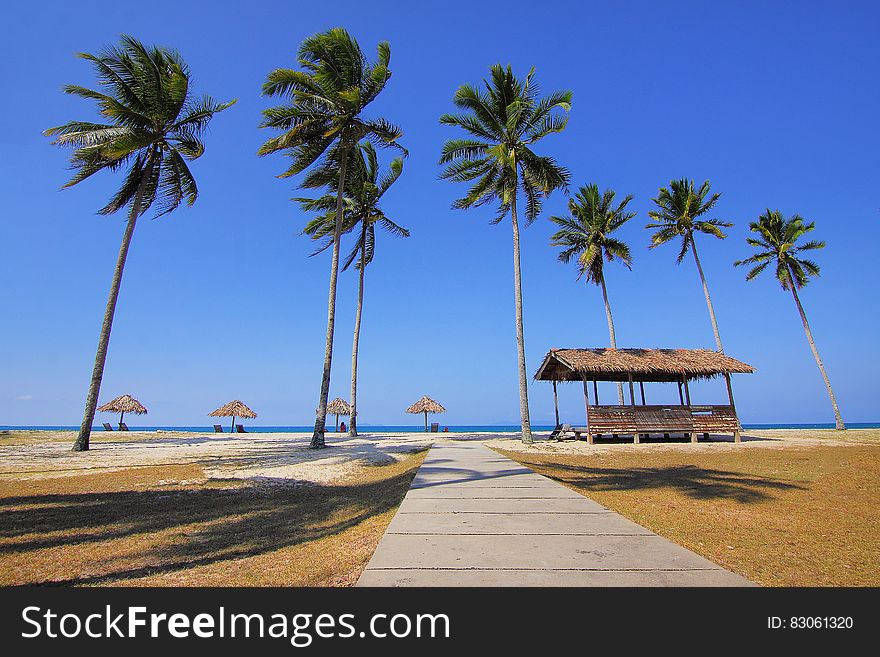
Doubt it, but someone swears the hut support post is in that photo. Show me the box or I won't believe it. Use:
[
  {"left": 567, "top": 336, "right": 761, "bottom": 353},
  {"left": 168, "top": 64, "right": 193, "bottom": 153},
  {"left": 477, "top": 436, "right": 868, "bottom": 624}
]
[
  {"left": 552, "top": 380, "right": 560, "bottom": 427},
  {"left": 682, "top": 376, "right": 694, "bottom": 442},
  {"left": 678, "top": 380, "right": 684, "bottom": 405},
  {"left": 628, "top": 375, "right": 639, "bottom": 444},
  {"left": 593, "top": 380, "right": 599, "bottom": 406},
  {"left": 582, "top": 376, "right": 593, "bottom": 445},
  {"left": 725, "top": 373, "right": 741, "bottom": 443},
  {"left": 639, "top": 382, "right": 646, "bottom": 405}
]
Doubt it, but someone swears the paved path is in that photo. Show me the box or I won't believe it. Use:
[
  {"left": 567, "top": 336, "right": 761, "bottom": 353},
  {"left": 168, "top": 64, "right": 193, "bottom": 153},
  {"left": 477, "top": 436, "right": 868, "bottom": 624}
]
[{"left": 358, "top": 442, "right": 753, "bottom": 586}]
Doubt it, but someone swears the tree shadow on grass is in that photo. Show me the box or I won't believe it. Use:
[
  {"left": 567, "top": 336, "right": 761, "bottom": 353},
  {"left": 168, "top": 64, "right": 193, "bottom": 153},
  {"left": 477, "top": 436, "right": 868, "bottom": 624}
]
[
  {"left": 516, "top": 460, "right": 805, "bottom": 504},
  {"left": 0, "top": 468, "right": 418, "bottom": 586}
]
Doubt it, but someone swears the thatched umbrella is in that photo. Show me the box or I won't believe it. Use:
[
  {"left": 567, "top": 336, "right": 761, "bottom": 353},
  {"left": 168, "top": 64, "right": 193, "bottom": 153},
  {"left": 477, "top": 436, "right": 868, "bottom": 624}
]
[
  {"left": 405, "top": 395, "right": 446, "bottom": 431},
  {"left": 98, "top": 394, "right": 147, "bottom": 428},
  {"left": 324, "top": 398, "right": 351, "bottom": 432},
  {"left": 208, "top": 400, "right": 257, "bottom": 433}
]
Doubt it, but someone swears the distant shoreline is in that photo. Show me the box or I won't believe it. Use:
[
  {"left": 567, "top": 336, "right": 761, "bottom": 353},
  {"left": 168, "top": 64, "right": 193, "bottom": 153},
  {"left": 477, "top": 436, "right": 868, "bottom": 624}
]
[{"left": 3, "top": 423, "right": 879, "bottom": 433}]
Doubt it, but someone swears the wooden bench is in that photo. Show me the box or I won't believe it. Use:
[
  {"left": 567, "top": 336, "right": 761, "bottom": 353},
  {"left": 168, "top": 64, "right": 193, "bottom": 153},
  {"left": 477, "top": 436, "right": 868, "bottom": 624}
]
[{"left": 586, "top": 405, "right": 741, "bottom": 444}]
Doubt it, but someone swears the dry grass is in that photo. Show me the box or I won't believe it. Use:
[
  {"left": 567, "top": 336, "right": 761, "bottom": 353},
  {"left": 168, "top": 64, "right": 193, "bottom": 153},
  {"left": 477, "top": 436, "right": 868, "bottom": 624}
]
[
  {"left": 496, "top": 443, "right": 880, "bottom": 586},
  {"left": 0, "top": 450, "right": 426, "bottom": 587}
]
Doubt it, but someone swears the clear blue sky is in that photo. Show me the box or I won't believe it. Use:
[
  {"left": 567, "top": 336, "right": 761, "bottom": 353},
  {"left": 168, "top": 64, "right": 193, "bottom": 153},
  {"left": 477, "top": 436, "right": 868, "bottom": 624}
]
[{"left": 1, "top": 0, "right": 878, "bottom": 426}]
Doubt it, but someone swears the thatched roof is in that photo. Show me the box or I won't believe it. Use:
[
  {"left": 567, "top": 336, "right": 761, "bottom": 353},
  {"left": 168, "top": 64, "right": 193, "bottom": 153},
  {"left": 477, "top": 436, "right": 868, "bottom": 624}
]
[
  {"left": 208, "top": 400, "right": 257, "bottom": 418},
  {"left": 535, "top": 348, "right": 755, "bottom": 383},
  {"left": 325, "top": 398, "right": 351, "bottom": 415},
  {"left": 98, "top": 394, "right": 147, "bottom": 415},
  {"left": 405, "top": 395, "right": 446, "bottom": 414}
]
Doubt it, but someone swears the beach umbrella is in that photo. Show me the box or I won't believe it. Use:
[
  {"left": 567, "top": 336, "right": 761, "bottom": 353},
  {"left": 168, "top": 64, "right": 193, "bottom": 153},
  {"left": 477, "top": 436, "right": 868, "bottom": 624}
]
[
  {"left": 208, "top": 400, "right": 257, "bottom": 433},
  {"left": 324, "top": 398, "right": 351, "bottom": 432},
  {"left": 405, "top": 395, "right": 446, "bottom": 431},
  {"left": 98, "top": 394, "right": 147, "bottom": 428}
]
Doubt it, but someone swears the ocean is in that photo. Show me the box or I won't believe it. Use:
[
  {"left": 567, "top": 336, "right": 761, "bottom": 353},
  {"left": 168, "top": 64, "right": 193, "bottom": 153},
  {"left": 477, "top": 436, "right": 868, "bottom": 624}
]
[{"left": 2, "top": 423, "right": 879, "bottom": 433}]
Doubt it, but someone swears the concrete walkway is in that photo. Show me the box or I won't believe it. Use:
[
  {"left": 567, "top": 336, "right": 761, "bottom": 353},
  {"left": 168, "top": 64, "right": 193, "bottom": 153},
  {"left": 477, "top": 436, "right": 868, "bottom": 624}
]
[{"left": 358, "top": 442, "right": 753, "bottom": 586}]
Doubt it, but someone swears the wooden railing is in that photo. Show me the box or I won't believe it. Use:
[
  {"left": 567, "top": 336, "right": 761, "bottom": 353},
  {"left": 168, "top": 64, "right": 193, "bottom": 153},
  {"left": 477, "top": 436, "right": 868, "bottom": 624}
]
[{"left": 586, "top": 404, "right": 740, "bottom": 436}]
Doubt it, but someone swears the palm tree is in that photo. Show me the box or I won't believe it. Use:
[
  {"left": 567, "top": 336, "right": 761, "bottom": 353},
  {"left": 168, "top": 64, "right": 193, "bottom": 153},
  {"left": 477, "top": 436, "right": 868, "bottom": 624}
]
[
  {"left": 550, "top": 184, "right": 635, "bottom": 404},
  {"left": 734, "top": 210, "right": 845, "bottom": 430},
  {"left": 646, "top": 179, "right": 732, "bottom": 352},
  {"left": 300, "top": 142, "right": 408, "bottom": 437},
  {"left": 44, "top": 35, "right": 235, "bottom": 452},
  {"left": 259, "top": 28, "right": 405, "bottom": 449},
  {"left": 439, "top": 65, "right": 571, "bottom": 443}
]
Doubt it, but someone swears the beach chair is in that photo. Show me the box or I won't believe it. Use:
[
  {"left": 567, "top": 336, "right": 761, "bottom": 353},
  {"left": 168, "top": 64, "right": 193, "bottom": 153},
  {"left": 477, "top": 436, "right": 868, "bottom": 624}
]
[
  {"left": 549, "top": 423, "right": 572, "bottom": 441},
  {"left": 236, "top": 424, "right": 246, "bottom": 433},
  {"left": 118, "top": 423, "right": 129, "bottom": 431},
  {"left": 213, "top": 424, "right": 224, "bottom": 433},
  {"left": 102, "top": 422, "right": 113, "bottom": 431},
  {"left": 430, "top": 422, "right": 439, "bottom": 432}
]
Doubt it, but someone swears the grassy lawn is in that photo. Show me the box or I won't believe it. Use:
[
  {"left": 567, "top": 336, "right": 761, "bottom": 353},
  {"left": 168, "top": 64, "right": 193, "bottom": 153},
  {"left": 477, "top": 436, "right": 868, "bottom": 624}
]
[
  {"left": 0, "top": 450, "right": 426, "bottom": 586},
  {"left": 496, "top": 443, "right": 880, "bottom": 586}
]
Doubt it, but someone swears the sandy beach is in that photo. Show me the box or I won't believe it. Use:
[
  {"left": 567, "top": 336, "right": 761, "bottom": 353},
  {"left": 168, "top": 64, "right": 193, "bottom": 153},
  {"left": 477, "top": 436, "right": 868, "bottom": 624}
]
[{"left": 2, "top": 428, "right": 876, "bottom": 484}]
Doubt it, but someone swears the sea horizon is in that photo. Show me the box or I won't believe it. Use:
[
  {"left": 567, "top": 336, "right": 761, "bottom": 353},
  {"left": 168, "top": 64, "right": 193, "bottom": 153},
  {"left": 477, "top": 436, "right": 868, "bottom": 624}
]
[{"left": 4, "top": 422, "right": 879, "bottom": 433}]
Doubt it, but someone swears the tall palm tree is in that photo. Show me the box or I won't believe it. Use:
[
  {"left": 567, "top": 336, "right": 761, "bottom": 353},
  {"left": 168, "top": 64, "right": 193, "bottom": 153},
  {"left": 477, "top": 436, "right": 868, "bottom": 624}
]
[
  {"left": 734, "top": 210, "right": 845, "bottom": 430},
  {"left": 44, "top": 35, "right": 235, "bottom": 452},
  {"left": 300, "top": 142, "right": 408, "bottom": 437},
  {"left": 259, "top": 28, "right": 405, "bottom": 449},
  {"left": 646, "top": 179, "right": 732, "bottom": 352},
  {"left": 550, "top": 184, "right": 635, "bottom": 404},
  {"left": 439, "top": 65, "right": 571, "bottom": 443}
]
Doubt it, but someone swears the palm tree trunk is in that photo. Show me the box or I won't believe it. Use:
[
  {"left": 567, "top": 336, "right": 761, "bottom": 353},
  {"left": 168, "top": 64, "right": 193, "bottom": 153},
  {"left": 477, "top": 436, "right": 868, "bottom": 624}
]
[
  {"left": 509, "top": 184, "right": 533, "bottom": 443},
  {"left": 349, "top": 222, "right": 367, "bottom": 437},
  {"left": 690, "top": 234, "right": 724, "bottom": 352},
  {"left": 790, "top": 284, "right": 845, "bottom": 430},
  {"left": 72, "top": 155, "right": 155, "bottom": 452},
  {"left": 599, "top": 274, "right": 625, "bottom": 405},
  {"left": 311, "top": 144, "right": 349, "bottom": 449}
]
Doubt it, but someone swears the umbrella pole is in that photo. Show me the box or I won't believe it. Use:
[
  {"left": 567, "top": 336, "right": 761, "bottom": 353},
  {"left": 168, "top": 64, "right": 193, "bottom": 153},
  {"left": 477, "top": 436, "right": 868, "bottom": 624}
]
[
  {"left": 119, "top": 411, "right": 124, "bottom": 428},
  {"left": 231, "top": 416, "right": 235, "bottom": 433},
  {"left": 336, "top": 413, "right": 339, "bottom": 432},
  {"left": 424, "top": 411, "right": 428, "bottom": 432}
]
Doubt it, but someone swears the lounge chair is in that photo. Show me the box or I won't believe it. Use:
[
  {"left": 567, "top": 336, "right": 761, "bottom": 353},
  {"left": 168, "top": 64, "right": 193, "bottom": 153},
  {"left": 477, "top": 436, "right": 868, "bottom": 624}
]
[
  {"left": 118, "top": 422, "right": 129, "bottom": 431},
  {"left": 548, "top": 423, "right": 572, "bottom": 441},
  {"left": 213, "top": 424, "right": 224, "bottom": 433},
  {"left": 236, "top": 424, "right": 246, "bottom": 433},
  {"left": 102, "top": 422, "right": 113, "bottom": 431},
  {"left": 430, "top": 422, "right": 439, "bottom": 432}
]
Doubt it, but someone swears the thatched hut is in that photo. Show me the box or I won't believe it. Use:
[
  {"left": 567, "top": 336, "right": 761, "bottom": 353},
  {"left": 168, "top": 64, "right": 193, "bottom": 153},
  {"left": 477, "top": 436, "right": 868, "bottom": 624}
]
[
  {"left": 98, "top": 394, "right": 147, "bottom": 429},
  {"left": 208, "top": 400, "right": 257, "bottom": 433},
  {"left": 405, "top": 395, "right": 446, "bottom": 432},
  {"left": 325, "top": 398, "right": 351, "bottom": 432},
  {"left": 535, "top": 348, "right": 754, "bottom": 444}
]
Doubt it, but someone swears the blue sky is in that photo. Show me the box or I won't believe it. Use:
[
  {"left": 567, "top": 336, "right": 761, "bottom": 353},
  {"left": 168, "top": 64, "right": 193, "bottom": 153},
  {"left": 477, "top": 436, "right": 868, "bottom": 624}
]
[{"left": 1, "top": 0, "right": 878, "bottom": 426}]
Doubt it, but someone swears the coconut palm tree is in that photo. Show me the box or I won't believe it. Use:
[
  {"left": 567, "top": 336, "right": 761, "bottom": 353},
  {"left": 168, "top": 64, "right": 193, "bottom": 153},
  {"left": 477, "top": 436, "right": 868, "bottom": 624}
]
[
  {"left": 734, "top": 210, "right": 845, "bottom": 430},
  {"left": 300, "top": 142, "right": 408, "bottom": 437},
  {"left": 439, "top": 65, "right": 571, "bottom": 443},
  {"left": 550, "top": 184, "right": 635, "bottom": 404},
  {"left": 646, "top": 179, "right": 732, "bottom": 352},
  {"left": 44, "top": 35, "right": 235, "bottom": 452},
  {"left": 259, "top": 28, "right": 405, "bottom": 449}
]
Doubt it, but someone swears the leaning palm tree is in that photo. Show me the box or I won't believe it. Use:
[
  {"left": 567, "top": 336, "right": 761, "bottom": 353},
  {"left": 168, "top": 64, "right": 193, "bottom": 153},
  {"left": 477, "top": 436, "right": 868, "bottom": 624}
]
[
  {"left": 439, "top": 65, "right": 571, "bottom": 443},
  {"left": 550, "top": 184, "right": 635, "bottom": 404},
  {"left": 734, "top": 210, "right": 845, "bottom": 430},
  {"left": 646, "top": 179, "right": 732, "bottom": 352},
  {"left": 44, "top": 35, "right": 235, "bottom": 452},
  {"left": 300, "top": 142, "right": 408, "bottom": 437},
  {"left": 259, "top": 28, "right": 405, "bottom": 449}
]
